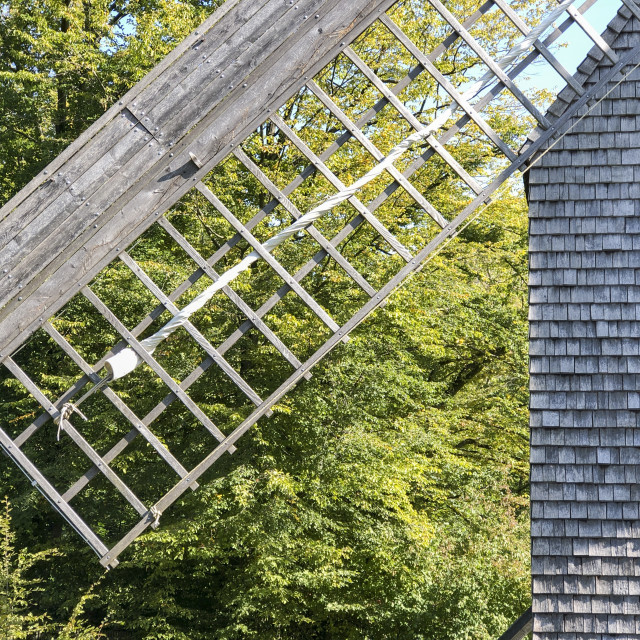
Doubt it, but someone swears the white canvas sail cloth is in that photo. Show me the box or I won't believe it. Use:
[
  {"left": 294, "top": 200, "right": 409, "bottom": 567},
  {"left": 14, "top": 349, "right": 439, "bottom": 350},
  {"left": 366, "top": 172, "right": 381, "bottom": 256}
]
[{"left": 104, "top": 0, "right": 572, "bottom": 381}]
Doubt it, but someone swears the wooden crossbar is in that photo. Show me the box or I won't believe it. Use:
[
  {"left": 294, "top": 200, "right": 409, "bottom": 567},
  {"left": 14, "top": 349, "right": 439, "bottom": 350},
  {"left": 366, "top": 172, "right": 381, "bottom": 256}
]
[{"left": 0, "top": 0, "right": 624, "bottom": 567}]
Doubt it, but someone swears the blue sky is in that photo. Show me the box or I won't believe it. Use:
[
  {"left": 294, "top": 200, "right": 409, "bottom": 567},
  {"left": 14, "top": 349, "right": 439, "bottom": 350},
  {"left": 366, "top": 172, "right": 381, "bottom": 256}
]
[{"left": 522, "top": 0, "right": 623, "bottom": 94}]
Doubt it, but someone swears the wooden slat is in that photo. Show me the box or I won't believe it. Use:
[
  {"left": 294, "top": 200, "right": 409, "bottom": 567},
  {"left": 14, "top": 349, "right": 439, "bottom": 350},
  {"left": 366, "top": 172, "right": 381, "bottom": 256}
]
[
  {"left": 0, "top": 0, "right": 398, "bottom": 363},
  {"left": 0, "top": 120, "right": 159, "bottom": 311},
  {"left": 0, "top": 111, "right": 139, "bottom": 252},
  {"left": 0, "top": 0, "right": 244, "bottom": 221},
  {"left": 0, "top": 133, "right": 165, "bottom": 314},
  {"left": 231, "top": 148, "right": 377, "bottom": 296},
  {"left": 304, "top": 80, "right": 448, "bottom": 227},
  {"left": 119, "top": 251, "right": 264, "bottom": 407},
  {"left": 0, "top": 427, "right": 111, "bottom": 561},
  {"left": 365, "top": 1, "right": 601, "bottom": 215},
  {"left": 565, "top": 3, "right": 619, "bottom": 64},
  {"left": 142, "top": 0, "right": 315, "bottom": 134},
  {"left": 490, "top": 0, "right": 585, "bottom": 96},
  {"left": 343, "top": 46, "right": 485, "bottom": 195},
  {"left": 379, "top": 14, "right": 518, "bottom": 161},
  {"left": 129, "top": 0, "right": 272, "bottom": 122},
  {"left": 269, "top": 113, "right": 414, "bottom": 261},
  {"left": 427, "top": 0, "right": 551, "bottom": 129},
  {"left": 157, "top": 216, "right": 308, "bottom": 374},
  {"left": 83, "top": 287, "right": 232, "bottom": 444},
  {"left": 41, "top": 321, "right": 197, "bottom": 493},
  {"left": 197, "top": 184, "right": 340, "bottom": 333},
  {"left": 3, "top": 357, "right": 149, "bottom": 517}
]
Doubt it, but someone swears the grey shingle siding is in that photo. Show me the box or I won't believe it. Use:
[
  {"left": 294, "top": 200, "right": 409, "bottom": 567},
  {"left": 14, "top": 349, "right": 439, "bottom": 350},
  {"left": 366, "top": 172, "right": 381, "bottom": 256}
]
[{"left": 529, "top": 5, "right": 640, "bottom": 638}]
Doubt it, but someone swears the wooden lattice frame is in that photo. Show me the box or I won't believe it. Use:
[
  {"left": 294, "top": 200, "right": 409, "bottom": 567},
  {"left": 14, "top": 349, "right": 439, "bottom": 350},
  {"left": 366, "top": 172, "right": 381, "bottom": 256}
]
[{"left": 1, "top": 0, "right": 638, "bottom": 568}]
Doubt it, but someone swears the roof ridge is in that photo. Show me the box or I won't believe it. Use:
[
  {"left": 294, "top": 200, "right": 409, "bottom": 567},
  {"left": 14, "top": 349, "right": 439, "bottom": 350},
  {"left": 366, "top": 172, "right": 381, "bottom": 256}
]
[{"left": 546, "top": 3, "right": 635, "bottom": 122}]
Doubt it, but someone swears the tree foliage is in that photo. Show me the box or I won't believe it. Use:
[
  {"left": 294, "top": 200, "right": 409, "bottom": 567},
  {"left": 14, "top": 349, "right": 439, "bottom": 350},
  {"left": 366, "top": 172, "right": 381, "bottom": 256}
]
[{"left": 0, "top": 0, "right": 541, "bottom": 637}]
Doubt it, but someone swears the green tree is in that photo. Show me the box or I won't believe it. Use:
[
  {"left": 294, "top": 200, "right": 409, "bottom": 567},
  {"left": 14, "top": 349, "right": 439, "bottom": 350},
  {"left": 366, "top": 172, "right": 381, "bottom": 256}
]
[{"left": 0, "top": 0, "right": 541, "bottom": 636}]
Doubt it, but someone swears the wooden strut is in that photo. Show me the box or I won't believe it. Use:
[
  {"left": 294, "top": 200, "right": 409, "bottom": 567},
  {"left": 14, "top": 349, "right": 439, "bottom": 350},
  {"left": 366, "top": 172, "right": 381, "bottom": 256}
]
[{"left": 0, "top": 0, "right": 627, "bottom": 567}]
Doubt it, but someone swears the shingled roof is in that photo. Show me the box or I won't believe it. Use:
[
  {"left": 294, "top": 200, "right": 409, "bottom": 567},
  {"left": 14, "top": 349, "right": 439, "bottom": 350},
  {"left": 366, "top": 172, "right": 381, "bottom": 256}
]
[{"left": 528, "top": 3, "right": 640, "bottom": 638}]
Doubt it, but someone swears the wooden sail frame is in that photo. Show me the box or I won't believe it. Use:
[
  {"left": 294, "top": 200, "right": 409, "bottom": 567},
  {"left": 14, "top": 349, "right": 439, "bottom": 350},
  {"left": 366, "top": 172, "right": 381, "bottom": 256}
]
[{"left": 0, "top": 0, "right": 637, "bottom": 569}]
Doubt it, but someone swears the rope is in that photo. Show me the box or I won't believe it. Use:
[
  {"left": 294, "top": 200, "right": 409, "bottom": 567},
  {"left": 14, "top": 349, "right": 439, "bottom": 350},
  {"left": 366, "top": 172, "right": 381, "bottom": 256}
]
[{"left": 96, "top": 1, "right": 576, "bottom": 381}]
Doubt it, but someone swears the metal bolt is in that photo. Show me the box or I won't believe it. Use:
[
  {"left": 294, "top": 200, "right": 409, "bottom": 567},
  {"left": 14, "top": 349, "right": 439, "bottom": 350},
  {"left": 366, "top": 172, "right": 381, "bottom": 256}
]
[
  {"left": 315, "top": 14, "right": 319, "bottom": 18},
  {"left": 304, "top": 14, "right": 307, "bottom": 18},
  {"left": 220, "top": 74, "right": 225, "bottom": 78},
  {"left": 170, "top": 153, "right": 174, "bottom": 157},
  {"left": 243, "top": 83, "right": 247, "bottom": 88},
  {"left": 18, "top": 297, "right": 22, "bottom": 301},
  {"left": 43, "top": 170, "right": 48, "bottom": 175},
  {"left": 18, "top": 284, "right": 22, "bottom": 289},
  {"left": 2, "top": 270, "right": 6, "bottom": 274},
  {"left": 93, "top": 224, "right": 98, "bottom": 228}
]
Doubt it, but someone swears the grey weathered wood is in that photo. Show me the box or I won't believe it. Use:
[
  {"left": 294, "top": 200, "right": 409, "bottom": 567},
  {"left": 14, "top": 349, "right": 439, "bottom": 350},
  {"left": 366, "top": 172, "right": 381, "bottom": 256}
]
[
  {"left": 305, "top": 80, "right": 448, "bottom": 228},
  {"left": 428, "top": 0, "right": 551, "bottom": 129},
  {"left": 379, "top": 14, "right": 518, "bottom": 162},
  {"left": 0, "top": 0, "right": 398, "bottom": 362},
  {"left": 0, "top": 120, "right": 158, "bottom": 311},
  {"left": 83, "top": 287, "right": 231, "bottom": 444},
  {"left": 3, "top": 357, "right": 148, "bottom": 516},
  {"left": 11, "top": 0, "right": 584, "bottom": 480},
  {"left": 157, "top": 215, "right": 308, "bottom": 375},
  {"left": 130, "top": 0, "right": 272, "bottom": 121},
  {"left": 565, "top": 3, "right": 619, "bottom": 63},
  {"left": 366, "top": 3, "right": 600, "bottom": 216},
  {"left": 102, "top": 12, "right": 640, "bottom": 569},
  {"left": 269, "top": 113, "right": 414, "bottom": 262},
  {"left": 0, "top": 427, "right": 111, "bottom": 561},
  {"left": 142, "top": 0, "right": 309, "bottom": 132},
  {"left": 42, "top": 321, "right": 197, "bottom": 494},
  {"left": 344, "top": 46, "right": 485, "bottom": 195},
  {"left": 0, "top": 0, "right": 243, "bottom": 222},
  {"left": 528, "top": 6, "right": 640, "bottom": 637},
  {"left": 231, "top": 148, "right": 377, "bottom": 296},
  {"left": 490, "top": 0, "right": 585, "bottom": 97},
  {"left": 497, "top": 608, "right": 532, "bottom": 640},
  {"left": 0, "top": 133, "right": 164, "bottom": 315},
  {"left": 197, "top": 184, "right": 340, "bottom": 332},
  {"left": 0, "top": 0, "right": 623, "bottom": 568},
  {"left": 0, "top": 111, "right": 139, "bottom": 252},
  {"left": 119, "top": 250, "right": 264, "bottom": 407}
]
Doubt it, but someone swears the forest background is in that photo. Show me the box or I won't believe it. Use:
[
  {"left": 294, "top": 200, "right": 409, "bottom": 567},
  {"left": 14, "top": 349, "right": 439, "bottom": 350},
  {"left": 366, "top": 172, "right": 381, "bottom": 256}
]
[{"left": 0, "top": 0, "right": 542, "bottom": 637}]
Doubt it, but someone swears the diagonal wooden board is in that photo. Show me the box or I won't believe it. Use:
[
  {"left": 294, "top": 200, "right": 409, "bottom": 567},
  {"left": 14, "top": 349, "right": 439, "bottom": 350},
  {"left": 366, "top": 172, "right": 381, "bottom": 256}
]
[{"left": 0, "top": 0, "right": 398, "bottom": 360}]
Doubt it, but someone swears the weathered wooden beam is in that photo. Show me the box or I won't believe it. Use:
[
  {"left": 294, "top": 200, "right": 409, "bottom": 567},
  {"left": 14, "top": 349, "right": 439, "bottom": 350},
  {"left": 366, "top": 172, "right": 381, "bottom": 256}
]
[{"left": 0, "top": 0, "right": 398, "bottom": 362}]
